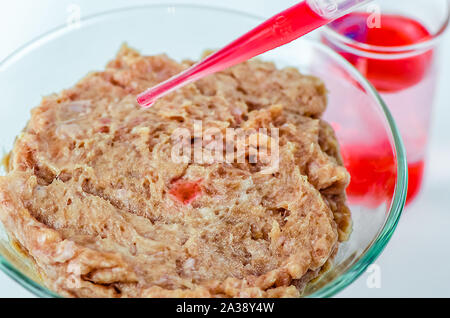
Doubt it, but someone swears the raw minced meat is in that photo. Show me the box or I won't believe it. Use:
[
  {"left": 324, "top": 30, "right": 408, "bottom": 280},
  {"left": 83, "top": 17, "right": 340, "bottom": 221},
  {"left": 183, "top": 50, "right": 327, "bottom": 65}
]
[{"left": 0, "top": 45, "right": 351, "bottom": 298}]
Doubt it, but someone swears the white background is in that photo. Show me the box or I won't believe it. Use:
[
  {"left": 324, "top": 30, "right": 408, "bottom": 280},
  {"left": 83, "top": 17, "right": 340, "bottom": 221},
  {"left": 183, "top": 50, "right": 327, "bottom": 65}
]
[{"left": 0, "top": 0, "right": 449, "bottom": 298}]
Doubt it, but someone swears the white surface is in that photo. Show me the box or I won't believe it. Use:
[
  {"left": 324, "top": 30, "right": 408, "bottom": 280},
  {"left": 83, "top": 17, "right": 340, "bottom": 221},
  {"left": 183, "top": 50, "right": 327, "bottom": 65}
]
[{"left": 0, "top": 0, "right": 449, "bottom": 298}]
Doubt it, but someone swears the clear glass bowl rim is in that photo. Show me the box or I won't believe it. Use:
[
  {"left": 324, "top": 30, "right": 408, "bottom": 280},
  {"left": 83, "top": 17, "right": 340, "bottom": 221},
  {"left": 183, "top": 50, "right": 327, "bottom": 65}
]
[{"left": 0, "top": 3, "right": 408, "bottom": 298}]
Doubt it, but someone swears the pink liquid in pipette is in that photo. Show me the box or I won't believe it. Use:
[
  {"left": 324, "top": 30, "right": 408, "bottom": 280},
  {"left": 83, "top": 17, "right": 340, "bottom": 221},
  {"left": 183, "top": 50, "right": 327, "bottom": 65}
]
[{"left": 137, "top": 1, "right": 329, "bottom": 107}]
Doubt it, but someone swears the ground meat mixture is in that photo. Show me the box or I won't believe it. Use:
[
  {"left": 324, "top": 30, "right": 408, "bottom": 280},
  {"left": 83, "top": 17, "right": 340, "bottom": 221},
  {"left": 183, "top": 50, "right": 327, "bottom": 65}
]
[{"left": 0, "top": 45, "right": 351, "bottom": 298}]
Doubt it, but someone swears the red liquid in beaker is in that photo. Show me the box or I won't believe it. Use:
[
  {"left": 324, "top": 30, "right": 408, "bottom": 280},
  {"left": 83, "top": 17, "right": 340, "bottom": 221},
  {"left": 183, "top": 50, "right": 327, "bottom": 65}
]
[{"left": 326, "top": 13, "right": 433, "bottom": 205}]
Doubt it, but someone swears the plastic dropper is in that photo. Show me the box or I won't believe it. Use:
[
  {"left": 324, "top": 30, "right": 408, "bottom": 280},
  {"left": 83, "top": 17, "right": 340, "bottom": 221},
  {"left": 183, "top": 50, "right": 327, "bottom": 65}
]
[{"left": 137, "top": 0, "right": 372, "bottom": 107}]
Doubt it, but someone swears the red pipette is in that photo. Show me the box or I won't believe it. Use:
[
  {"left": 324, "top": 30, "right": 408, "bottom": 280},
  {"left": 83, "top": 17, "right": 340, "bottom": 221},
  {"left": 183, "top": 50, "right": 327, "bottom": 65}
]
[{"left": 137, "top": 0, "right": 372, "bottom": 107}]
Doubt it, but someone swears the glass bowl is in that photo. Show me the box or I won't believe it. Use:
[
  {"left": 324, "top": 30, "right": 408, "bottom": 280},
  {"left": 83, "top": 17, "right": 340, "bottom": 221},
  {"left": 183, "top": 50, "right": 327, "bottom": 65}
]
[{"left": 0, "top": 4, "right": 407, "bottom": 298}]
